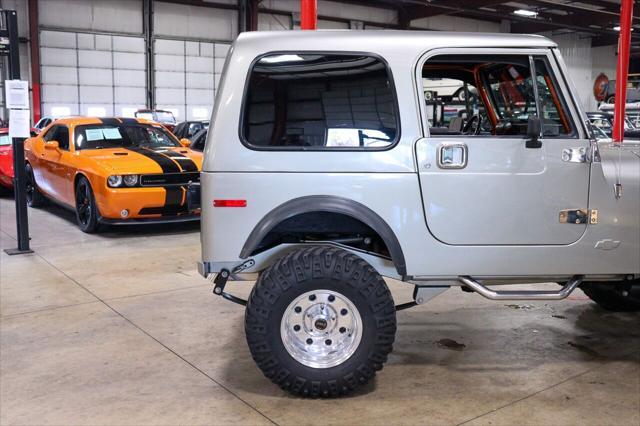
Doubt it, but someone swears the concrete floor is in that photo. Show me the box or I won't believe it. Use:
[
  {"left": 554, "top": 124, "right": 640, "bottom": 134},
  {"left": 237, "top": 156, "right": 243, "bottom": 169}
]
[{"left": 0, "top": 195, "right": 638, "bottom": 426}]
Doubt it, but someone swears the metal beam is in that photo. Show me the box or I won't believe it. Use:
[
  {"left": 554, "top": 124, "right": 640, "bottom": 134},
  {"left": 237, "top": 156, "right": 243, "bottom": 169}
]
[
  {"left": 28, "top": 0, "right": 41, "bottom": 123},
  {"left": 143, "top": 0, "right": 154, "bottom": 109}
]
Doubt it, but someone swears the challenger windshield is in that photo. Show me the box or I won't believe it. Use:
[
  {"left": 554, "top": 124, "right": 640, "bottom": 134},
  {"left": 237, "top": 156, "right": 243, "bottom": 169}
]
[{"left": 75, "top": 124, "right": 180, "bottom": 150}]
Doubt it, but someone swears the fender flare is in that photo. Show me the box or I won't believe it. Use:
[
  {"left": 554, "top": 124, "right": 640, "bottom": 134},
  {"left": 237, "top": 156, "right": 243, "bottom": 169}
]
[{"left": 239, "top": 195, "right": 407, "bottom": 276}]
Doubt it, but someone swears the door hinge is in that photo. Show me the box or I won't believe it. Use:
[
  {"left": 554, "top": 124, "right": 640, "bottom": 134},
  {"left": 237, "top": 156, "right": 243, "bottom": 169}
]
[{"left": 559, "top": 209, "right": 598, "bottom": 225}]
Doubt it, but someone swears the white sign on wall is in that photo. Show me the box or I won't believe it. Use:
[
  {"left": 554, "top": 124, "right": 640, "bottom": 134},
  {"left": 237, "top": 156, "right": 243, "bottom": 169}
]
[
  {"left": 4, "top": 80, "right": 29, "bottom": 110},
  {"left": 9, "top": 109, "right": 31, "bottom": 138}
]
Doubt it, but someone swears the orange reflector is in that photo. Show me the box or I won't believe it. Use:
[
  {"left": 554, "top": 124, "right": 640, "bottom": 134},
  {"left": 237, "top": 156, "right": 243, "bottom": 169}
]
[{"left": 213, "top": 199, "right": 247, "bottom": 207}]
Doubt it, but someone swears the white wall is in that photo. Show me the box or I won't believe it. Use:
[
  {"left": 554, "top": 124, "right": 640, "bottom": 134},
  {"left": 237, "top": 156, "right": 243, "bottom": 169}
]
[
  {"left": 542, "top": 31, "right": 599, "bottom": 111},
  {"left": 259, "top": 0, "right": 396, "bottom": 30},
  {"left": 412, "top": 15, "right": 501, "bottom": 32},
  {"left": 591, "top": 44, "right": 617, "bottom": 84}
]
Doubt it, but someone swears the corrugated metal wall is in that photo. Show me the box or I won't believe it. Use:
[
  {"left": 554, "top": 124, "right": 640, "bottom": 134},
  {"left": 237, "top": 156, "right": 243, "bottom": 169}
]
[{"left": 0, "top": 0, "right": 620, "bottom": 120}]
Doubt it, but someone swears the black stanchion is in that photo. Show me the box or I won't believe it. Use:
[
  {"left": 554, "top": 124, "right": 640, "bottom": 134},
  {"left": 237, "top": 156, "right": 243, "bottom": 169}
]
[{"left": 2, "top": 10, "right": 32, "bottom": 255}]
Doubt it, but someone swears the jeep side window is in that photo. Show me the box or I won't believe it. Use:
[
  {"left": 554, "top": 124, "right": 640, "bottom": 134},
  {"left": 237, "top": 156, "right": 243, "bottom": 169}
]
[
  {"left": 242, "top": 53, "right": 399, "bottom": 150},
  {"left": 423, "top": 54, "right": 574, "bottom": 138}
]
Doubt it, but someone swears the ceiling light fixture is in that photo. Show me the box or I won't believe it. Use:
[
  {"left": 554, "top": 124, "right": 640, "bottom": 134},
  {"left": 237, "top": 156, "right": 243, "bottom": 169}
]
[
  {"left": 513, "top": 9, "right": 538, "bottom": 18},
  {"left": 613, "top": 25, "right": 634, "bottom": 32}
]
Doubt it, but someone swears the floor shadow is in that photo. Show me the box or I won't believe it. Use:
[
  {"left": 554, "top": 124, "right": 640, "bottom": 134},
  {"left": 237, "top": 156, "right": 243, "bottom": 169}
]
[
  {"left": 33, "top": 201, "right": 201, "bottom": 238},
  {"left": 220, "top": 301, "right": 639, "bottom": 398}
]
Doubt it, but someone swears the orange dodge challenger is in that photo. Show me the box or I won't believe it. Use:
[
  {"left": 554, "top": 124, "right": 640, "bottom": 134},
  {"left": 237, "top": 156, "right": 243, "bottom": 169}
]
[{"left": 24, "top": 117, "right": 202, "bottom": 233}]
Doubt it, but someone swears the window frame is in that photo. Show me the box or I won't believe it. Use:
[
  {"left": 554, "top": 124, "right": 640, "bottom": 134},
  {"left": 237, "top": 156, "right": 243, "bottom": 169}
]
[
  {"left": 73, "top": 123, "right": 181, "bottom": 151},
  {"left": 43, "top": 124, "right": 71, "bottom": 151},
  {"left": 416, "top": 47, "right": 585, "bottom": 140},
  {"left": 238, "top": 50, "right": 402, "bottom": 152},
  {"left": 531, "top": 55, "right": 578, "bottom": 138}
]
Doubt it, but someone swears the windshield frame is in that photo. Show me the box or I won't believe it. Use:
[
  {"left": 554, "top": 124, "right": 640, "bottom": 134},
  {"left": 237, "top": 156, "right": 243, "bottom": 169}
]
[{"left": 74, "top": 123, "right": 181, "bottom": 151}]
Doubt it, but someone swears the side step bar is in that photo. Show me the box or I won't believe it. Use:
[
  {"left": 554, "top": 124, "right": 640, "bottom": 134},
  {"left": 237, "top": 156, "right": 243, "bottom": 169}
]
[{"left": 458, "top": 275, "right": 583, "bottom": 301}]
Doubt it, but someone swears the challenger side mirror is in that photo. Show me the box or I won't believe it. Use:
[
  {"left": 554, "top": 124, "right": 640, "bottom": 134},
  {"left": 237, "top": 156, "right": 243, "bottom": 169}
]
[
  {"left": 525, "top": 117, "right": 542, "bottom": 149},
  {"left": 44, "top": 140, "right": 59, "bottom": 150}
]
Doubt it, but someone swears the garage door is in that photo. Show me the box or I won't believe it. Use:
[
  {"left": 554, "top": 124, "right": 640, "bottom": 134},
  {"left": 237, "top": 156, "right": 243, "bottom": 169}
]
[
  {"left": 154, "top": 38, "right": 229, "bottom": 121},
  {"left": 40, "top": 30, "right": 146, "bottom": 118}
]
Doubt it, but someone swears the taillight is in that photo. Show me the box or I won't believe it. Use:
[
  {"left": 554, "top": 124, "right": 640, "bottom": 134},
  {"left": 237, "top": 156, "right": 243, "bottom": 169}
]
[{"left": 213, "top": 199, "right": 247, "bottom": 207}]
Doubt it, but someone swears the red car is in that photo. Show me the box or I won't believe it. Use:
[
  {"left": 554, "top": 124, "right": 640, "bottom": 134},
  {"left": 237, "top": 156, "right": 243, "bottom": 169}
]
[{"left": 0, "top": 128, "right": 13, "bottom": 190}]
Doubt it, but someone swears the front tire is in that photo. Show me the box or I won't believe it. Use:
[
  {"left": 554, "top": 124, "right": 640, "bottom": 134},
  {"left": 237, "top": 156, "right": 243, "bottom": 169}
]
[
  {"left": 581, "top": 279, "right": 640, "bottom": 312},
  {"left": 25, "top": 163, "right": 46, "bottom": 207},
  {"left": 245, "top": 246, "right": 397, "bottom": 397},
  {"left": 75, "top": 176, "right": 99, "bottom": 233}
]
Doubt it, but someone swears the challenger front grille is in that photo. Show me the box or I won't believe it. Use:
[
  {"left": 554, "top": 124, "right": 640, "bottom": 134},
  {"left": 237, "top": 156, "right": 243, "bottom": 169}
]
[{"left": 140, "top": 172, "right": 200, "bottom": 187}]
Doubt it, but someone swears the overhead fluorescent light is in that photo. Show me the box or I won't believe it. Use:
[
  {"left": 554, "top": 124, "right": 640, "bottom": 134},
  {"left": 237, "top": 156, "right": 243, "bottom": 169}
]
[
  {"left": 513, "top": 9, "right": 538, "bottom": 17},
  {"left": 613, "top": 26, "right": 634, "bottom": 32}
]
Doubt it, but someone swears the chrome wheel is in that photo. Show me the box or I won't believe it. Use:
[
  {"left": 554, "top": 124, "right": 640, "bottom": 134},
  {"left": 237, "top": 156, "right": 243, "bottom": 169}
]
[{"left": 280, "top": 289, "right": 362, "bottom": 369}]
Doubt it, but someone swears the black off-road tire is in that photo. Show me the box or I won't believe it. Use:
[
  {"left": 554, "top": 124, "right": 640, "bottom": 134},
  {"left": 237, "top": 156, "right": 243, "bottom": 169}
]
[
  {"left": 245, "top": 246, "right": 397, "bottom": 397},
  {"left": 581, "top": 280, "right": 640, "bottom": 312},
  {"left": 75, "top": 176, "right": 100, "bottom": 233},
  {"left": 25, "top": 162, "right": 46, "bottom": 207}
]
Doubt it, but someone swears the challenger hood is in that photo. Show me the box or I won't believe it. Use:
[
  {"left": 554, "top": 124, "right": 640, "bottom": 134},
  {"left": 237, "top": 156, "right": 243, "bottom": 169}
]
[{"left": 80, "top": 147, "right": 203, "bottom": 175}]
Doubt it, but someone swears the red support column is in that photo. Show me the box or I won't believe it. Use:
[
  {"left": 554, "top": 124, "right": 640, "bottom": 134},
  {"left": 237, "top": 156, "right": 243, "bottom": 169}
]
[
  {"left": 300, "top": 0, "right": 317, "bottom": 30},
  {"left": 613, "top": 0, "right": 633, "bottom": 144},
  {"left": 28, "top": 0, "right": 41, "bottom": 123}
]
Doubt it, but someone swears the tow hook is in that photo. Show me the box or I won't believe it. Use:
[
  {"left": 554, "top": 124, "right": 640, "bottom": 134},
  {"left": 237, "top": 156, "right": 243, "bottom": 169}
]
[{"left": 212, "top": 269, "right": 248, "bottom": 306}]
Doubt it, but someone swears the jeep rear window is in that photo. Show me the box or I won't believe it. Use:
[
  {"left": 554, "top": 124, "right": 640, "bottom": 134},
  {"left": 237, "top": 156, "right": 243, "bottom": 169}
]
[{"left": 241, "top": 53, "right": 399, "bottom": 150}]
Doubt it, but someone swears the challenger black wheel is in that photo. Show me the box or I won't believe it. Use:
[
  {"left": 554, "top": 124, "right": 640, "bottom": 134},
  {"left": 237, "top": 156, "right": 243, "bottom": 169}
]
[
  {"left": 75, "top": 177, "right": 99, "bottom": 233},
  {"left": 245, "top": 246, "right": 397, "bottom": 398},
  {"left": 581, "top": 279, "right": 640, "bottom": 312},
  {"left": 25, "top": 163, "right": 46, "bottom": 207}
]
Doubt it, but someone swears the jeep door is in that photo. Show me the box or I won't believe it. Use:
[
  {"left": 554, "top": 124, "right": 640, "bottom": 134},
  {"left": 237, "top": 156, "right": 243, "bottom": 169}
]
[{"left": 416, "top": 48, "right": 590, "bottom": 245}]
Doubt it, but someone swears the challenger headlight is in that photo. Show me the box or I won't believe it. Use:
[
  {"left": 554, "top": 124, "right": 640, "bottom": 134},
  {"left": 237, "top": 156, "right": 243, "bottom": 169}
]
[
  {"left": 107, "top": 175, "right": 123, "bottom": 187},
  {"left": 123, "top": 175, "right": 139, "bottom": 187}
]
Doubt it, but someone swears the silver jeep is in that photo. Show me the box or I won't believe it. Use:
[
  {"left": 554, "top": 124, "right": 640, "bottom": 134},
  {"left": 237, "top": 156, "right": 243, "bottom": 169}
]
[{"left": 196, "top": 31, "right": 640, "bottom": 397}]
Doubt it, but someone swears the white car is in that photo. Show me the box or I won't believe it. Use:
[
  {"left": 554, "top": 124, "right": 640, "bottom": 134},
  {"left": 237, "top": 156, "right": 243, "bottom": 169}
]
[{"left": 194, "top": 31, "right": 640, "bottom": 397}]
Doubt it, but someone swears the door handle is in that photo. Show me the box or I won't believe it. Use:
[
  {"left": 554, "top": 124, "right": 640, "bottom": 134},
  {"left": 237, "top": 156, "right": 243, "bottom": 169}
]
[{"left": 437, "top": 143, "right": 467, "bottom": 169}]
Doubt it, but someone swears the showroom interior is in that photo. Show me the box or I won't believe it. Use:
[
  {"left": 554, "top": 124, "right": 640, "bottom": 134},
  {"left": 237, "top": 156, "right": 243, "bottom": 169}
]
[{"left": 0, "top": 0, "right": 639, "bottom": 424}]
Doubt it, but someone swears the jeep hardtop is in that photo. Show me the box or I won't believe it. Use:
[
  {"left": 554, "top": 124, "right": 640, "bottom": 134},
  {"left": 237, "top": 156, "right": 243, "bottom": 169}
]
[{"left": 195, "top": 30, "right": 640, "bottom": 397}]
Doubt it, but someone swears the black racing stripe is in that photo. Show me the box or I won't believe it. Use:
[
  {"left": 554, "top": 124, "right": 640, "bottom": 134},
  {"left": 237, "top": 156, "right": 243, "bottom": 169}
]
[
  {"left": 125, "top": 147, "right": 181, "bottom": 174},
  {"left": 158, "top": 150, "right": 199, "bottom": 172},
  {"left": 99, "top": 118, "right": 121, "bottom": 126},
  {"left": 139, "top": 187, "right": 187, "bottom": 216}
]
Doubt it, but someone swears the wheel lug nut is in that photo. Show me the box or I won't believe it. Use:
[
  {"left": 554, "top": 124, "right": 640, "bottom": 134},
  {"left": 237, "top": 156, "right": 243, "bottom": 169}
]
[
  {"left": 306, "top": 338, "right": 313, "bottom": 345},
  {"left": 309, "top": 294, "right": 316, "bottom": 301},
  {"left": 294, "top": 306, "right": 302, "bottom": 313},
  {"left": 328, "top": 295, "right": 335, "bottom": 302},
  {"left": 293, "top": 325, "right": 301, "bottom": 332},
  {"left": 339, "top": 327, "right": 346, "bottom": 333},
  {"left": 325, "top": 339, "right": 332, "bottom": 345},
  {"left": 340, "top": 308, "right": 348, "bottom": 316}
]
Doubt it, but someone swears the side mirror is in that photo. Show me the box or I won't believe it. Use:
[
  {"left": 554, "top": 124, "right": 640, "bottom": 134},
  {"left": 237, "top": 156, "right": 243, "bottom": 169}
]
[
  {"left": 525, "top": 116, "right": 542, "bottom": 149},
  {"left": 179, "top": 138, "right": 191, "bottom": 148},
  {"left": 44, "top": 140, "right": 59, "bottom": 150}
]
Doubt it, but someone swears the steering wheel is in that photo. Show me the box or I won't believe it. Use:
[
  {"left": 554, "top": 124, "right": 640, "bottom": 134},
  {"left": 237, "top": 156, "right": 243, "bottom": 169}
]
[{"left": 463, "top": 115, "right": 481, "bottom": 135}]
